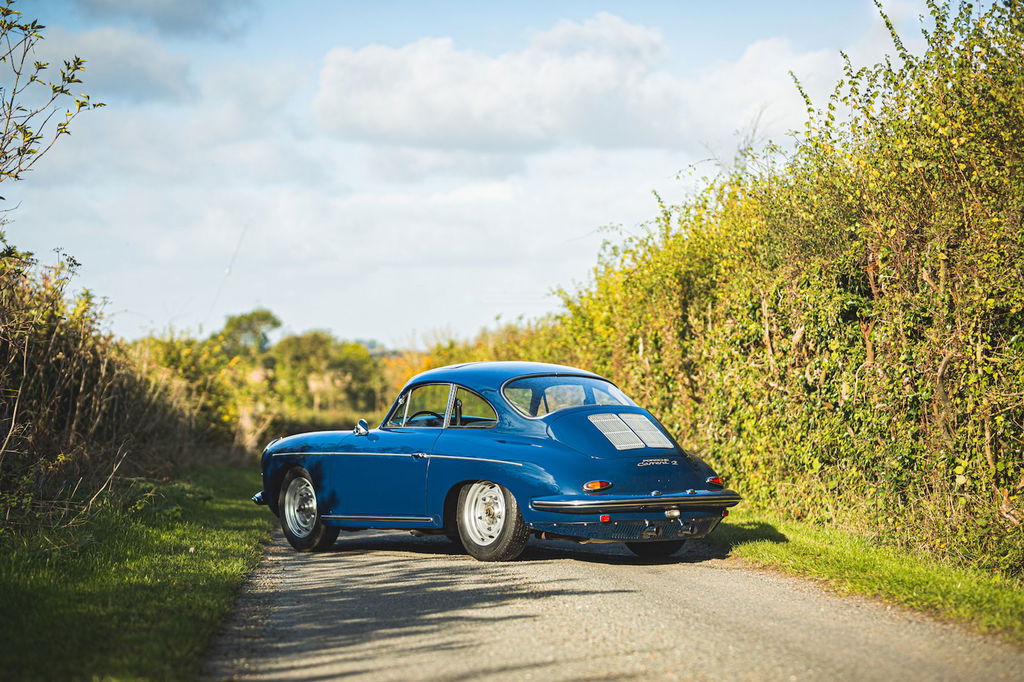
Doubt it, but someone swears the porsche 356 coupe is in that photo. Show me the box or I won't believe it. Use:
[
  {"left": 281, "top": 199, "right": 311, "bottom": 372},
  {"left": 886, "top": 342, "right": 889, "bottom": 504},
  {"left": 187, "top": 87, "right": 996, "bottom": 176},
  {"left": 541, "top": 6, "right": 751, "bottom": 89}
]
[{"left": 253, "top": 361, "right": 740, "bottom": 561}]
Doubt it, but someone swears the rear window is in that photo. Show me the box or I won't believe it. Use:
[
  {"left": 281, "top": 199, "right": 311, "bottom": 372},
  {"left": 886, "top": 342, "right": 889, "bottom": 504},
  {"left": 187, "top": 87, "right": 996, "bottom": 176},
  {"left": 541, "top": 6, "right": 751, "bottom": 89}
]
[{"left": 502, "top": 375, "right": 635, "bottom": 417}]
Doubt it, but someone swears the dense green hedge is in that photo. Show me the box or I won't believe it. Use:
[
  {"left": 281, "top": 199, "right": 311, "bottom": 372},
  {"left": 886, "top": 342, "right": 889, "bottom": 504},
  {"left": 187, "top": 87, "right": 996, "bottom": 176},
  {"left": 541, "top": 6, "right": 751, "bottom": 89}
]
[{"left": 430, "top": 1, "right": 1024, "bottom": 577}]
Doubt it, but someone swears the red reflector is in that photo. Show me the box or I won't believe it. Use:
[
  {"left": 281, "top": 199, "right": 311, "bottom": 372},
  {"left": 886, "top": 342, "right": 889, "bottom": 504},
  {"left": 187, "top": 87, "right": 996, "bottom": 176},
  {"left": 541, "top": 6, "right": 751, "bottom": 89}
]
[
  {"left": 600, "top": 514, "right": 611, "bottom": 523},
  {"left": 722, "top": 509, "right": 729, "bottom": 517},
  {"left": 583, "top": 480, "right": 612, "bottom": 491},
  {"left": 706, "top": 476, "right": 724, "bottom": 486}
]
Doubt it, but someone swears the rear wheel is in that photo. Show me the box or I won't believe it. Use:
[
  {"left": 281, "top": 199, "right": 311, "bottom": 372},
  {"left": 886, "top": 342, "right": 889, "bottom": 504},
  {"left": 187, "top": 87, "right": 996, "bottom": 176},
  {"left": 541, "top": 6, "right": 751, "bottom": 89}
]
[
  {"left": 278, "top": 467, "right": 339, "bottom": 552},
  {"left": 626, "top": 540, "right": 684, "bottom": 559},
  {"left": 457, "top": 481, "right": 529, "bottom": 562}
]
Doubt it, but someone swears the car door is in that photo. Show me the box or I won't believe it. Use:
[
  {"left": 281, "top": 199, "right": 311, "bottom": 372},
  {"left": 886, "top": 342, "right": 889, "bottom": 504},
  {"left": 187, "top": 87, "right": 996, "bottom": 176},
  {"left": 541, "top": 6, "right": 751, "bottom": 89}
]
[{"left": 334, "top": 383, "right": 451, "bottom": 519}]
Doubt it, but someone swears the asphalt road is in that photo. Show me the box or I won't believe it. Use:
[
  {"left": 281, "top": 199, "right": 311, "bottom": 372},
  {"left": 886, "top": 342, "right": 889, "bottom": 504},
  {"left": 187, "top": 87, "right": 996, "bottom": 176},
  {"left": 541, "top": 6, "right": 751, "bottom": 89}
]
[{"left": 203, "top": 529, "right": 1024, "bottom": 681}]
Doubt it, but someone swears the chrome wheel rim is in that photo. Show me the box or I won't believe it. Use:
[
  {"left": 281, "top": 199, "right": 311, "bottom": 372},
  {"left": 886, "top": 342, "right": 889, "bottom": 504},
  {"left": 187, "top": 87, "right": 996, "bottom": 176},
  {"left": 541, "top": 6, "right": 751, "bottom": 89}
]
[
  {"left": 462, "top": 481, "right": 505, "bottom": 546},
  {"left": 284, "top": 476, "right": 317, "bottom": 538}
]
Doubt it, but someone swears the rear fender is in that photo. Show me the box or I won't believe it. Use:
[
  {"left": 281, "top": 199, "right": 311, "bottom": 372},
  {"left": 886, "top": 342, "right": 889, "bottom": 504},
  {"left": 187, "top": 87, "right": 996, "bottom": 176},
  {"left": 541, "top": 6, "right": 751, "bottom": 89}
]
[{"left": 428, "top": 459, "right": 562, "bottom": 529}]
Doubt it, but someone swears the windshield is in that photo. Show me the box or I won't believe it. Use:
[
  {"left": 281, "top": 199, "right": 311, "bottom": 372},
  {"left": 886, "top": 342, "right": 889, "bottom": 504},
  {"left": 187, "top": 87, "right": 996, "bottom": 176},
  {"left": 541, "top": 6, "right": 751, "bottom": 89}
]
[{"left": 502, "top": 375, "right": 635, "bottom": 417}]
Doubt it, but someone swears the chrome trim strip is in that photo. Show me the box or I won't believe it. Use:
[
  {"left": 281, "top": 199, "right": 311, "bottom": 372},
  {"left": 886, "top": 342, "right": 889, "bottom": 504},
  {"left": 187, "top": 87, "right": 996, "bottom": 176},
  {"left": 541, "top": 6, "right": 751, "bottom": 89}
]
[
  {"left": 444, "top": 384, "right": 499, "bottom": 430},
  {"left": 270, "top": 451, "right": 523, "bottom": 466},
  {"left": 532, "top": 492, "right": 741, "bottom": 512},
  {"left": 443, "top": 383, "right": 457, "bottom": 427},
  {"left": 270, "top": 451, "right": 418, "bottom": 457},
  {"left": 429, "top": 454, "right": 524, "bottom": 467},
  {"left": 321, "top": 515, "right": 433, "bottom": 523}
]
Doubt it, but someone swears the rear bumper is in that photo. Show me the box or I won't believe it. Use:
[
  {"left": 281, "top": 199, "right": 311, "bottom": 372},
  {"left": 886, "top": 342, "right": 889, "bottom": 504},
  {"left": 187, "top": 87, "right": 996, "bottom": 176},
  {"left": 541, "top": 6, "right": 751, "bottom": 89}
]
[
  {"left": 530, "top": 488, "right": 741, "bottom": 514},
  {"left": 532, "top": 514, "right": 722, "bottom": 542}
]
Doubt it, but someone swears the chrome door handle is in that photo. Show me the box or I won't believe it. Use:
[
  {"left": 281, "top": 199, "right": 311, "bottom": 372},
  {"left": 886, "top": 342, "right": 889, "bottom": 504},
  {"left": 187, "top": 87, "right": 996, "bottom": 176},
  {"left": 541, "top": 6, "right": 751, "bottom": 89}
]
[{"left": 411, "top": 452, "right": 428, "bottom": 459}]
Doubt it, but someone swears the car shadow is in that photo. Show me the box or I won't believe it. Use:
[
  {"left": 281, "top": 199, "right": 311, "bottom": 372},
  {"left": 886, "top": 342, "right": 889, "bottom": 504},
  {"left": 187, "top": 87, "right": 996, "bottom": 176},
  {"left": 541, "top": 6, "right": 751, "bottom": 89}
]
[
  {"left": 530, "top": 517, "right": 788, "bottom": 565},
  {"left": 324, "top": 518, "right": 788, "bottom": 566}
]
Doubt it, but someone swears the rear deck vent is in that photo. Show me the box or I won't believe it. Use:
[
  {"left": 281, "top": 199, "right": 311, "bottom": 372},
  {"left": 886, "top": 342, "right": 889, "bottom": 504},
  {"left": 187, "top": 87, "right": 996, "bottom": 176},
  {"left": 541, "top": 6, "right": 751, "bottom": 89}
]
[
  {"left": 587, "top": 414, "right": 645, "bottom": 450},
  {"left": 619, "top": 414, "right": 673, "bottom": 449}
]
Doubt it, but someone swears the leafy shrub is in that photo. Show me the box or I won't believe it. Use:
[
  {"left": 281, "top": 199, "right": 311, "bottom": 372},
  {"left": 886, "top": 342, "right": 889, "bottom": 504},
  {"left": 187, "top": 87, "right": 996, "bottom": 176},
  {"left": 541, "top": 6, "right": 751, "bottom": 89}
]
[
  {"left": 0, "top": 248, "right": 212, "bottom": 533},
  {"left": 427, "top": 1, "right": 1024, "bottom": 577}
]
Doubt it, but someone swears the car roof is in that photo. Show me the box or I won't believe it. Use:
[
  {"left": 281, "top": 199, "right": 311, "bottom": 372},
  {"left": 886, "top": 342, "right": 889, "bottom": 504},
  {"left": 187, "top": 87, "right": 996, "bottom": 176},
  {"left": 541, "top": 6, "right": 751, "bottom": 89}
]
[{"left": 405, "top": 361, "right": 605, "bottom": 392}]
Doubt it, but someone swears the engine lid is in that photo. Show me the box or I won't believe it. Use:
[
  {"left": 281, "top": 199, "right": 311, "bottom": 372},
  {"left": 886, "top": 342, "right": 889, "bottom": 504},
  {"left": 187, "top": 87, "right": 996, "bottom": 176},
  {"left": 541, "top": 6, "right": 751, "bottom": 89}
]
[
  {"left": 543, "top": 406, "right": 714, "bottom": 494},
  {"left": 545, "top": 406, "right": 679, "bottom": 457}
]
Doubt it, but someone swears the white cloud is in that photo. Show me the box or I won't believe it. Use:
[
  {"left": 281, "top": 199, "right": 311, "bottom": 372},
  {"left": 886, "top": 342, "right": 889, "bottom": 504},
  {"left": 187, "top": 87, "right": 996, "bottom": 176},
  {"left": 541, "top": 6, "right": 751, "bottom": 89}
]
[
  {"left": 18, "top": 53, "right": 326, "bottom": 191},
  {"left": 357, "top": 146, "right": 524, "bottom": 183},
  {"left": 689, "top": 38, "right": 840, "bottom": 148},
  {"left": 313, "top": 12, "right": 839, "bottom": 155},
  {"left": 430, "top": 181, "right": 519, "bottom": 206},
  {"left": 71, "top": 0, "right": 252, "bottom": 37},
  {"left": 41, "top": 26, "right": 193, "bottom": 102},
  {"left": 9, "top": 10, "right": 897, "bottom": 346}
]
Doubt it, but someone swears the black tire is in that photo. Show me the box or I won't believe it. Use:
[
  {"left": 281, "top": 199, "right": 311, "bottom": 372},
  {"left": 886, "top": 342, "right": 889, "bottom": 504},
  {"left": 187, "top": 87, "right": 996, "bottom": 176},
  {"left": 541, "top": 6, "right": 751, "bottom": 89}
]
[
  {"left": 278, "top": 467, "right": 339, "bottom": 552},
  {"left": 443, "top": 490, "right": 464, "bottom": 548},
  {"left": 626, "top": 540, "right": 684, "bottom": 559},
  {"left": 457, "top": 481, "right": 529, "bottom": 562}
]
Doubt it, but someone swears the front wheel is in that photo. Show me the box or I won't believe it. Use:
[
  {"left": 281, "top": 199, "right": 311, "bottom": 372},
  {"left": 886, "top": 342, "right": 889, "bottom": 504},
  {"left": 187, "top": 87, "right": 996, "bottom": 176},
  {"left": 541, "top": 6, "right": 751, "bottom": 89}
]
[
  {"left": 278, "top": 467, "right": 339, "bottom": 552},
  {"left": 457, "top": 481, "right": 529, "bottom": 561},
  {"left": 626, "top": 540, "right": 684, "bottom": 559}
]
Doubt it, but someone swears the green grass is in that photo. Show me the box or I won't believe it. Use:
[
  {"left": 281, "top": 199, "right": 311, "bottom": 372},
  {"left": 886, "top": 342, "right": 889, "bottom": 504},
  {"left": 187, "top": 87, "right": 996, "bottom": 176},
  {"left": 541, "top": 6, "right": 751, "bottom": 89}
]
[
  {"left": 711, "top": 508, "right": 1024, "bottom": 643},
  {"left": 0, "top": 467, "right": 272, "bottom": 681}
]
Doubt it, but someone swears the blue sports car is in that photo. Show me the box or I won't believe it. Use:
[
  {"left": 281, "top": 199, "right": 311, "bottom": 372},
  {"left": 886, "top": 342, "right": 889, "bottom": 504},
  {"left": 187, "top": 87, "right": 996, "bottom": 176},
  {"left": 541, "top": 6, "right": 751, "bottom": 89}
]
[{"left": 253, "top": 361, "right": 740, "bottom": 561}]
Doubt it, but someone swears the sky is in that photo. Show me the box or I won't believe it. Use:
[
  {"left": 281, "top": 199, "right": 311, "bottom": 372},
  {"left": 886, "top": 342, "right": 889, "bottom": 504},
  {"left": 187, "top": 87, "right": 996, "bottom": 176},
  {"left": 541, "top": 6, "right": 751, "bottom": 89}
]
[{"left": 6, "top": 0, "right": 931, "bottom": 348}]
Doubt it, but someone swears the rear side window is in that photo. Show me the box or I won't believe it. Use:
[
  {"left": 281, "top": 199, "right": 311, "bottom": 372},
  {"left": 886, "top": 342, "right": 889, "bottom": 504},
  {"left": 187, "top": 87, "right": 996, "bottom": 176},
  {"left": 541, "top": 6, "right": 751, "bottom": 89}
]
[
  {"left": 502, "top": 375, "right": 635, "bottom": 417},
  {"left": 449, "top": 387, "right": 497, "bottom": 428}
]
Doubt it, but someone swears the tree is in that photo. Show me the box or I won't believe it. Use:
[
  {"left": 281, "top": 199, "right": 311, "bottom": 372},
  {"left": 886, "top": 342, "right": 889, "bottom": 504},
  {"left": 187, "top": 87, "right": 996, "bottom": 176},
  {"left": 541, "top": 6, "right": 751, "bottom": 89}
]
[
  {"left": 0, "top": 0, "right": 103, "bottom": 193},
  {"left": 215, "top": 308, "right": 281, "bottom": 359},
  {"left": 271, "top": 331, "right": 383, "bottom": 413}
]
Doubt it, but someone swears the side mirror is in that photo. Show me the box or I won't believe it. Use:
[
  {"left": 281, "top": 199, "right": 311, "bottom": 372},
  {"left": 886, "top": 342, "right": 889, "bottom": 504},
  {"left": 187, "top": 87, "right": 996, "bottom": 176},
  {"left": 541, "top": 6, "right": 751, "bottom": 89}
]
[{"left": 353, "top": 418, "right": 369, "bottom": 436}]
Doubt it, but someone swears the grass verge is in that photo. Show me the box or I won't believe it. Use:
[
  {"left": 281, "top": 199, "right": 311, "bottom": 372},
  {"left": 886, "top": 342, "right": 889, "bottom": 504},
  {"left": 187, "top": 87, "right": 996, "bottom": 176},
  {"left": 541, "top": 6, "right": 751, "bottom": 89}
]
[
  {"left": 711, "top": 508, "right": 1024, "bottom": 644},
  {"left": 0, "top": 466, "right": 272, "bottom": 681}
]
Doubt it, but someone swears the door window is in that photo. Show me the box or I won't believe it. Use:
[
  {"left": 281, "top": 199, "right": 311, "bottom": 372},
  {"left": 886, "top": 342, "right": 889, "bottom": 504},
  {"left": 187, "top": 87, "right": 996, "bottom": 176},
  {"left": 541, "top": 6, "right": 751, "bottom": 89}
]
[{"left": 403, "top": 384, "right": 451, "bottom": 428}]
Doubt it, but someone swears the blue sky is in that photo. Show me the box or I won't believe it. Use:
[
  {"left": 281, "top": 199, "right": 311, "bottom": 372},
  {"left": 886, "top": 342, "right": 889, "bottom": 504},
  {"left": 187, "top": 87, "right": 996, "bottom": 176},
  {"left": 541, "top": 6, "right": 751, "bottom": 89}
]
[{"left": 8, "top": 0, "right": 929, "bottom": 347}]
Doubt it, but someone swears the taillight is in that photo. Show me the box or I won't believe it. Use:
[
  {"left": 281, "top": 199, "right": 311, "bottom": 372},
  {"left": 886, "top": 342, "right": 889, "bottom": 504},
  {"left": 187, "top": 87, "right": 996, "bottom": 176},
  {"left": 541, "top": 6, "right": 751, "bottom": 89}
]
[
  {"left": 583, "top": 480, "right": 612, "bottom": 492},
  {"left": 706, "top": 476, "right": 724, "bottom": 487}
]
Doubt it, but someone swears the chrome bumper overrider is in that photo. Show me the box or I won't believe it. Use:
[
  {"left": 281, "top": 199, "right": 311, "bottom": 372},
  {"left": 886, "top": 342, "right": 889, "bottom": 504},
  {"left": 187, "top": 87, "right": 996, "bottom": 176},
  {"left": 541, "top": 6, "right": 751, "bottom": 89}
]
[
  {"left": 252, "top": 491, "right": 266, "bottom": 505},
  {"left": 531, "top": 489, "right": 741, "bottom": 514}
]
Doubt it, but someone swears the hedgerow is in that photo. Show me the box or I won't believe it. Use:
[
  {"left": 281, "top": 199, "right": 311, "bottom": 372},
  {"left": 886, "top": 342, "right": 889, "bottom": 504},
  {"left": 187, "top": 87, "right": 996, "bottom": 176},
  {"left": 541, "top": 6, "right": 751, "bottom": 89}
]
[
  {"left": 430, "top": 1, "right": 1024, "bottom": 577},
  {"left": 0, "top": 248, "right": 210, "bottom": 533}
]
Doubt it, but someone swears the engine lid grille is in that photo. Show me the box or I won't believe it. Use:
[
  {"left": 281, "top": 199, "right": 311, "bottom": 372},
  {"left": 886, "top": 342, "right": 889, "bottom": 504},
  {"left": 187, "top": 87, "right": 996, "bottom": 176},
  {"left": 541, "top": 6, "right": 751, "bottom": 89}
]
[
  {"left": 587, "top": 413, "right": 644, "bottom": 450},
  {"left": 619, "top": 413, "right": 673, "bottom": 449},
  {"left": 587, "top": 412, "right": 674, "bottom": 450}
]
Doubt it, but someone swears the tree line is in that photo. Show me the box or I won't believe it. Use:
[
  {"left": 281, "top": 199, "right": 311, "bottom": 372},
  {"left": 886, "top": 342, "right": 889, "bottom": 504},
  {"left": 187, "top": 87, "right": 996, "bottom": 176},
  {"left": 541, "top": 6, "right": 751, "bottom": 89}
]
[{"left": 133, "top": 308, "right": 411, "bottom": 451}]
